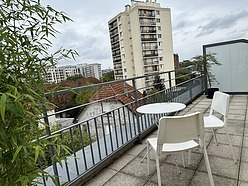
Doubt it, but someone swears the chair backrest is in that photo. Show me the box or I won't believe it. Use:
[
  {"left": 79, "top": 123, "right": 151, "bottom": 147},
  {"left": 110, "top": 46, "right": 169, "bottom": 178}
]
[
  {"left": 157, "top": 112, "right": 205, "bottom": 152},
  {"left": 210, "top": 91, "right": 230, "bottom": 117}
]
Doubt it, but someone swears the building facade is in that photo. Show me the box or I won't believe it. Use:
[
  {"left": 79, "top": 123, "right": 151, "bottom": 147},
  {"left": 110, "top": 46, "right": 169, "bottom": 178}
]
[
  {"left": 108, "top": 0, "right": 174, "bottom": 89},
  {"left": 46, "top": 63, "right": 102, "bottom": 83}
]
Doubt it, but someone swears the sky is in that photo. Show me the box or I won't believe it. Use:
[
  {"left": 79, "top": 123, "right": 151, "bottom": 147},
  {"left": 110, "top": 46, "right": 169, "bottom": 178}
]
[{"left": 41, "top": 0, "right": 248, "bottom": 69}]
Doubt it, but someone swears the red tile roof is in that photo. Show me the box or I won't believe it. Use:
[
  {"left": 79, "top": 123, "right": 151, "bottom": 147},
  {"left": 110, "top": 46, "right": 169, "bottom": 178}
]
[{"left": 90, "top": 82, "right": 144, "bottom": 114}]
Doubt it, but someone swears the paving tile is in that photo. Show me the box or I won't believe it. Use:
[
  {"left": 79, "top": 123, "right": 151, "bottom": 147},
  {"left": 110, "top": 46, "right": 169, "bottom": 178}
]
[
  {"left": 104, "top": 172, "right": 147, "bottom": 186},
  {"left": 198, "top": 156, "right": 239, "bottom": 180},
  {"left": 239, "top": 181, "right": 248, "bottom": 186},
  {"left": 84, "top": 168, "right": 117, "bottom": 186},
  {"left": 149, "top": 163, "right": 195, "bottom": 186},
  {"left": 165, "top": 152, "right": 202, "bottom": 170},
  {"left": 242, "top": 147, "right": 248, "bottom": 162},
  {"left": 207, "top": 143, "right": 241, "bottom": 161},
  {"left": 108, "top": 154, "right": 135, "bottom": 171},
  {"left": 190, "top": 171, "right": 237, "bottom": 186},
  {"left": 126, "top": 143, "right": 147, "bottom": 156},
  {"left": 239, "top": 162, "right": 248, "bottom": 182},
  {"left": 209, "top": 133, "right": 243, "bottom": 147}
]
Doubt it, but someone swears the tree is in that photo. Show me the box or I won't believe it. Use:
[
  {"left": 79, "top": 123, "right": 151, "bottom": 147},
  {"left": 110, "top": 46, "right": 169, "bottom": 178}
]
[
  {"left": 191, "top": 52, "right": 221, "bottom": 88},
  {"left": 0, "top": 1, "right": 77, "bottom": 185},
  {"left": 102, "top": 71, "right": 114, "bottom": 82},
  {"left": 153, "top": 74, "right": 165, "bottom": 91}
]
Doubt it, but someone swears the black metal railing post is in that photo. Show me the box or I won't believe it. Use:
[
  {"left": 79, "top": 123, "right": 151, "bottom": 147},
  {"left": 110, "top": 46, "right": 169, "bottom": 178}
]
[
  {"left": 43, "top": 110, "right": 60, "bottom": 186},
  {"left": 132, "top": 79, "right": 142, "bottom": 144}
]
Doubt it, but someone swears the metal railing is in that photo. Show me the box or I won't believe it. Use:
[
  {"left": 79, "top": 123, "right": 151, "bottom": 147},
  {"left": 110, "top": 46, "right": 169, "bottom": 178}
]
[{"left": 37, "top": 66, "right": 205, "bottom": 185}]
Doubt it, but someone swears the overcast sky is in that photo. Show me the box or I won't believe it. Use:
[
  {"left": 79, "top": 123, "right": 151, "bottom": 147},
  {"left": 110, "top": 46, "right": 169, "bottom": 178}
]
[{"left": 42, "top": 0, "right": 248, "bottom": 69}]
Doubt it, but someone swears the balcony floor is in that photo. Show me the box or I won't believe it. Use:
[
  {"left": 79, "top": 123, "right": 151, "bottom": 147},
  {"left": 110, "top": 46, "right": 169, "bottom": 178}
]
[{"left": 84, "top": 94, "right": 248, "bottom": 186}]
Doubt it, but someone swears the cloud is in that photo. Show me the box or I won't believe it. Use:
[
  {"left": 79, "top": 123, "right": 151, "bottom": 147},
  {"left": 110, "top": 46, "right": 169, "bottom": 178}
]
[{"left": 196, "top": 10, "right": 248, "bottom": 37}]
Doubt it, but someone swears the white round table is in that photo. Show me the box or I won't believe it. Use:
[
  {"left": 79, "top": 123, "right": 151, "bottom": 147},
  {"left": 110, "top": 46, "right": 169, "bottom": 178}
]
[{"left": 136, "top": 102, "right": 186, "bottom": 115}]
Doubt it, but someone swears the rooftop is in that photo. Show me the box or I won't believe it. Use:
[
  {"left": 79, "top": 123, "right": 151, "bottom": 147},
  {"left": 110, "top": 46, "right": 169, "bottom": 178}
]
[{"left": 84, "top": 94, "right": 248, "bottom": 186}]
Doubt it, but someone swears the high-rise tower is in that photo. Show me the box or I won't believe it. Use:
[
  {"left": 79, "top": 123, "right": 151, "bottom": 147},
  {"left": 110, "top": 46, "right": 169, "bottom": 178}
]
[{"left": 108, "top": 0, "right": 174, "bottom": 89}]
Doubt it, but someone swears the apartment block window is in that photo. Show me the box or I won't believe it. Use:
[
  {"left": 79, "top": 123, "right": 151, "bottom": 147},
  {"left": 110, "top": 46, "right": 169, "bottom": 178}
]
[
  {"left": 158, "top": 49, "right": 163, "bottom": 54},
  {"left": 156, "top": 18, "right": 160, "bottom": 23},
  {"left": 159, "top": 57, "right": 163, "bottom": 61},
  {"left": 160, "top": 64, "right": 164, "bottom": 69},
  {"left": 156, "top": 10, "right": 160, "bottom": 15},
  {"left": 157, "top": 26, "right": 161, "bottom": 31},
  {"left": 158, "top": 34, "right": 162, "bottom": 38},
  {"left": 120, "top": 32, "right": 123, "bottom": 37},
  {"left": 118, "top": 16, "right": 121, "bottom": 21},
  {"left": 122, "top": 54, "right": 125, "bottom": 59},
  {"left": 119, "top": 24, "right": 122, "bottom": 30},
  {"left": 124, "top": 68, "right": 127, "bottom": 72},
  {"left": 158, "top": 42, "right": 162, "bottom": 46}
]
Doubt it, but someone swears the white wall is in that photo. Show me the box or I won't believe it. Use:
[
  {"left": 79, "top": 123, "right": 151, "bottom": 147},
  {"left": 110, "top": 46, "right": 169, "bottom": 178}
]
[{"left": 206, "top": 42, "right": 248, "bottom": 92}]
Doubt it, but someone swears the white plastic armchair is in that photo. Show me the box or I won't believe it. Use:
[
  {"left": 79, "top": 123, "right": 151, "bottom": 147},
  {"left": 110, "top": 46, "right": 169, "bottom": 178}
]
[
  {"left": 147, "top": 112, "right": 214, "bottom": 186},
  {"left": 204, "top": 91, "right": 237, "bottom": 163}
]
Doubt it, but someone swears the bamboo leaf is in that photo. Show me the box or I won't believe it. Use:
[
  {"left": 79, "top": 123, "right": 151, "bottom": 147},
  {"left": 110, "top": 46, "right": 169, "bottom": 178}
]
[
  {"left": 0, "top": 93, "right": 6, "bottom": 121},
  {"left": 12, "top": 146, "right": 23, "bottom": 162}
]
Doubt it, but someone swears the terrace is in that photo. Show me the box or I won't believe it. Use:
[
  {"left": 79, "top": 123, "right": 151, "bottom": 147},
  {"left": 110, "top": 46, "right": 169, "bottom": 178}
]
[
  {"left": 39, "top": 67, "right": 248, "bottom": 185},
  {"left": 84, "top": 94, "right": 248, "bottom": 186}
]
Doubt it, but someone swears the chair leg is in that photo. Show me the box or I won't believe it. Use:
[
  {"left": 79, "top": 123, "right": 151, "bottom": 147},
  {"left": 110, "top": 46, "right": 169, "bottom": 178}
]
[
  {"left": 147, "top": 142, "right": 151, "bottom": 174},
  {"left": 172, "top": 155, "right": 181, "bottom": 174},
  {"left": 155, "top": 155, "right": 162, "bottom": 186},
  {"left": 224, "top": 126, "right": 237, "bottom": 163},
  {"left": 203, "top": 147, "right": 214, "bottom": 186},
  {"left": 188, "top": 150, "right": 192, "bottom": 165},
  {"left": 212, "top": 129, "right": 218, "bottom": 145}
]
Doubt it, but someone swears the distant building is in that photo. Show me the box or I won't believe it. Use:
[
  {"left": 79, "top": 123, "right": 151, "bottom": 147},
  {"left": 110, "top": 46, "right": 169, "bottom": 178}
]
[
  {"left": 174, "top": 53, "right": 180, "bottom": 70},
  {"left": 46, "top": 63, "right": 102, "bottom": 83},
  {"left": 108, "top": 0, "right": 175, "bottom": 89}
]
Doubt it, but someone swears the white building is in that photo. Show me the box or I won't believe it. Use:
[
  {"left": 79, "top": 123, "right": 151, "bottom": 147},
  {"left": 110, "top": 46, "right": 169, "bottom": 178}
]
[
  {"left": 46, "top": 63, "right": 102, "bottom": 83},
  {"left": 204, "top": 39, "right": 248, "bottom": 93},
  {"left": 108, "top": 0, "right": 175, "bottom": 89}
]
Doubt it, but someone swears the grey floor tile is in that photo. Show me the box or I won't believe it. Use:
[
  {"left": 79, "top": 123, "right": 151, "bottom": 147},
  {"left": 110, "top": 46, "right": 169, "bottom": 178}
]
[
  {"left": 108, "top": 154, "right": 135, "bottom": 171},
  {"left": 84, "top": 168, "right": 117, "bottom": 186},
  {"left": 104, "top": 172, "right": 147, "bottom": 186},
  {"left": 149, "top": 163, "right": 195, "bottom": 186},
  {"left": 239, "top": 162, "right": 248, "bottom": 182},
  {"left": 190, "top": 171, "right": 237, "bottom": 186},
  {"left": 198, "top": 156, "right": 239, "bottom": 180}
]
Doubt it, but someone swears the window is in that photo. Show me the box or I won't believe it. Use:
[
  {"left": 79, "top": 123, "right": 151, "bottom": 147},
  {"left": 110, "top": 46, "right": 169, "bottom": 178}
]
[
  {"left": 156, "top": 18, "right": 160, "bottom": 23},
  {"left": 156, "top": 10, "right": 160, "bottom": 15},
  {"left": 119, "top": 24, "right": 122, "bottom": 30},
  {"left": 158, "top": 42, "right": 162, "bottom": 46},
  {"left": 159, "top": 57, "right": 163, "bottom": 61},
  {"left": 157, "top": 26, "right": 161, "bottom": 31},
  {"left": 119, "top": 32, "right": 123, "bottom": 37},
  {"left": 158, "top": 34, "right": 162, "bottom": 38},
  {"left": 124, "top": 68, "right": 127, "bottom": 72},
  {"left": 118, "top": 16, "right": 121, "bottom": 21},
  {"left": 160, "top": 64, "right": 164, "bottom": 69},
  {"left": 158, "top": 49, "right": 163, "bottom": 54}
]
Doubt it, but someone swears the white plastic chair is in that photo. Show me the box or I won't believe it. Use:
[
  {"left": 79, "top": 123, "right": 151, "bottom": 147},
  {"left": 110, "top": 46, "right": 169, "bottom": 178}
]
[
  {"left": 204, "top": 91, "right": 237, "bottom": 163},
  {"left": 147, "top": 112, "right": 214, "bottom": 186}
]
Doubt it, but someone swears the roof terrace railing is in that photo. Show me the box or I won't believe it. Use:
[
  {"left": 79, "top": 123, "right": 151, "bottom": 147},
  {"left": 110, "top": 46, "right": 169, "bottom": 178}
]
[{"left": 37, "top": 66, "right": 205, "bottom": 186}]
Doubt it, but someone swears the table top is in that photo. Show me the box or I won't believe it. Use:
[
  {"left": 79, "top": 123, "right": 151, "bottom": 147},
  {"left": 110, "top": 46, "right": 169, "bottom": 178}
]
[{"left": 136, "top": 102, "right": 186, "bottom": 114}]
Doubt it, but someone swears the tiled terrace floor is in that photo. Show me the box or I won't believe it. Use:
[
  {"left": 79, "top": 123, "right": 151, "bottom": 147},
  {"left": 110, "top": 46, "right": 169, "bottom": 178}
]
[{"left": 84, "top": 94, "right": 248, "bottom": 186}]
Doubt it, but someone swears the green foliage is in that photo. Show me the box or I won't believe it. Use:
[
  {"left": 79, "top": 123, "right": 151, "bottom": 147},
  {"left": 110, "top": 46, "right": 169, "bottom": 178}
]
[
  {"left": 102, "top": 71, "right": 114, "bottom": 82},
  {"left": 75, "top": 86, "right": 99, "bottom": 105},
  {"left": 175, "top": 69, "right": 190, "bottom": 84},
  {"left": 0, "top": 0, "right": 77, "bottom": 185},
  {"left": 66, "top": 74, "right": 84, "bottom": 80},
  {"left": 153, "top": 75, "right": 165, "bottom": 91},
  {"left": 191, "top": 52, "right": 222, "bottom": 88}
]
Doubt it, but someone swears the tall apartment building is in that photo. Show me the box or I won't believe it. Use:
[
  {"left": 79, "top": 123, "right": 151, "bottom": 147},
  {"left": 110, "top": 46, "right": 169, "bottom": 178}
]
[
  {"left": 108, "top": 0, "right": 174, "bottom": 89},
  {"left": 46, "top": 63, "right": 102, "bottom": 84}
]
